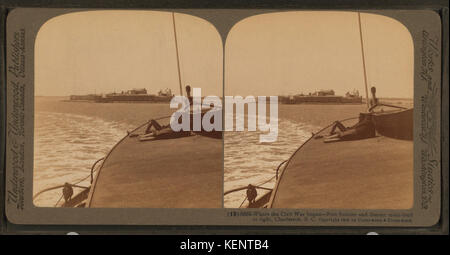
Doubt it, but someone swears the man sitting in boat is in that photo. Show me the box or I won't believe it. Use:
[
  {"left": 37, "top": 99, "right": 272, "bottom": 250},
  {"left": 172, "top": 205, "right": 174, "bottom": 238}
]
[
  {"left": 324, "top": 112, "right": 376, "bottom": 143},
  {"left": 185, "top": 85, "right": 193, "bottom": 105},
  {"left": 369, "top": 86, "right": 379, "bottom": 110}
]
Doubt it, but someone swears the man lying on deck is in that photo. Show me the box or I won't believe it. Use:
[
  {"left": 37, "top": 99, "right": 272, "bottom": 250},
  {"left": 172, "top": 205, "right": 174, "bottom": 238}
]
[
  {"left": 323, "top": 113, "right": 376, "bottom": 143},
  {"left": 323, "top": 86, "right": 379, "bottom": 143},
  {"left": 139, "top": 119, "right": 184, "bottom": 141},
  {"left": 139, "top": 85, "right": 193, "bottom": 141},
  {"left": 138, "top": 85, "right": 221, "bottom": 141}
]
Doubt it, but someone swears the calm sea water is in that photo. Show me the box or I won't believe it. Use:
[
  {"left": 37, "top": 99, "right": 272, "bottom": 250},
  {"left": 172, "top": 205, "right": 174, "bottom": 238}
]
[{"left": 34, "top": 96, "right": 372, "bottom": 207}]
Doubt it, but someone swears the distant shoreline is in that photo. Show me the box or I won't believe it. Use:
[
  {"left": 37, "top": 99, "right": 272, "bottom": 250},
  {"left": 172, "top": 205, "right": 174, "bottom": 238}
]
[
  {"left": 59, "top": 99, "right": 171, "bottom": 104},
  {"left": 34, "top": 95, "right": 414, "bottom": 100}
]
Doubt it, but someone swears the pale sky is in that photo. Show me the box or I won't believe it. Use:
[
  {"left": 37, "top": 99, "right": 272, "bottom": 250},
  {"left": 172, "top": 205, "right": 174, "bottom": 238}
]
[
  {"left": 36, "top": 11, "right": 413, "bottom": 99},
  {"left": 225, "top": 11, "right": 414, "bottom": 98},
  {"left": 35, "top": 10, "right": 223, "bottom": 96}
]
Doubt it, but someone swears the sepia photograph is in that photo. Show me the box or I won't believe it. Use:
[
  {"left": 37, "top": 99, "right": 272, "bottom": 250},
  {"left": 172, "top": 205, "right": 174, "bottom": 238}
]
[
  {"left": 223, "top": 11, "right": 414, "bottom": 209},
  {"left": 32, "top": 10, "right": 223, "bottom": 208},
  {"left": 31, "top": 10, "right": 415, "bottom": 211},
  {"left": 3, "top": 3, "right": 444, "bottom": 229}
]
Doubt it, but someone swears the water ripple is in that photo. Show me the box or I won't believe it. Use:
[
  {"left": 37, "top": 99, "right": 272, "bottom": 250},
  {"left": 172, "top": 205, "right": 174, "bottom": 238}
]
[
  {"left": 33, "top": 111, "right": 133, "bottom": 207},
  {"left": 224, "top": 118, "right": 317, "bottom": 207}
]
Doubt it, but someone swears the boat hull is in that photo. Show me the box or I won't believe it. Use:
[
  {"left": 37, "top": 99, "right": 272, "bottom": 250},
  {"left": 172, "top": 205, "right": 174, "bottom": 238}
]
[
  {"left": 268, "top": 117, "right": 413, "bottom": 209},
  {"left": 87, "top": 128, "right": 222, "bottom": 208},
  {"left": 372, "top": 108, "right": 413, "bottom": 140}
]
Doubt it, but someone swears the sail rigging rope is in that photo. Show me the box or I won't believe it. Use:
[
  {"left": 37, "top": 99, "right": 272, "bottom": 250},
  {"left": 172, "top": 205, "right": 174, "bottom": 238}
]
[
  {"left": 172, "top": 12, "right": 184, "bottom": 96},
  {"left": 357, "top": 12, "right": 370, "bottom": 110},
  {"left": 54, "top": 194, "right": 63, "bottom": 207},
  {"left": 224, "top": 185, "right": 273, "bottom": 196},
  {"left": 238, "top": 195, "right": 248, "bottom": 208}
]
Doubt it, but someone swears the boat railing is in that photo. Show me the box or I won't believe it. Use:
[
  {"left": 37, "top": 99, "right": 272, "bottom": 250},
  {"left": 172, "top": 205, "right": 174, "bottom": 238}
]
[
  {"left": 223, "top": 159, "right": 288, "bottom": 208},
  {"left": 33, "top": 155, "right": 105, "bottom": 207},
  {"left": 369, "top": 102, "right": 408, "bottom": 113}
]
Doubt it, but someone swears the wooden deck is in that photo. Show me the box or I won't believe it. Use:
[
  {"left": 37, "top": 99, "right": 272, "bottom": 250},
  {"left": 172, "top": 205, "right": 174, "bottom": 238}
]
[
  {"left": 269, "top": 121, "right": 413, "bottom": 209},
  {"left": 87, "top": 127, "right": 222, "bottom": 208}
]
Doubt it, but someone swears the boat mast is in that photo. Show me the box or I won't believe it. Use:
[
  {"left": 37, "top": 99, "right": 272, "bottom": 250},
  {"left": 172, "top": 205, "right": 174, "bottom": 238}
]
[
  {"left": 357, "top": 12, "right": 370, "bottom": 110},
  {"left": 172, "top": 12, "right": 183, "bottom": 96}
]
